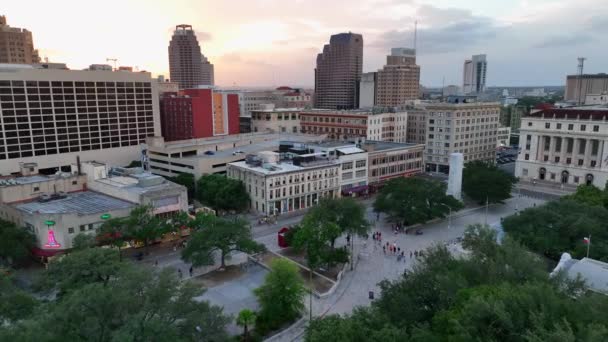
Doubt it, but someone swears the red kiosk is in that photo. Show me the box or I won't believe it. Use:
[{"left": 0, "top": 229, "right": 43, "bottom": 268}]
[{"left": 277, "top": 227, "right": 290, "bottom": 248}]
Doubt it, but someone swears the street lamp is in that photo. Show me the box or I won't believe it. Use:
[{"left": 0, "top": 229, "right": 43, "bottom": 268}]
[{"left": 439, "top": 204, "right": 452, "bottom": 230}]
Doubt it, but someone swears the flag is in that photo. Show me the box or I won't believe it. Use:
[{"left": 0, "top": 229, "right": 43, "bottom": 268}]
[{"left": 583, "top": 237, "right": 591, "bottom": 244}]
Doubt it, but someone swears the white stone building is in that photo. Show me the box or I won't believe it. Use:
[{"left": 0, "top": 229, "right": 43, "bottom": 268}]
[
  {"left": 227, "top": 152, "right": 340, "bottom": 215},
  {"left": 515, "top": 107, "right": 608, "bottom": 188},
  {"left": 250, "top": 105, "right": 302, "bottom": 134}
]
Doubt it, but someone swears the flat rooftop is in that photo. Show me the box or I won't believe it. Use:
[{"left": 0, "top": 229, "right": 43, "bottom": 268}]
[
  {"left": 563, "top": 257, "right": 608, "bottom": 294},
  {"left": 178, "top": 135, "right": 325, "bottom": 160},
  {"left": 230, "top": 159, "right": 338, "bottom": 175},
  {"left": 299, "top": 108, "right": 406, "bottom": 115},
  {"left": 15, "top": 191, "right": 135, "bottom": 215},
  {"left": 0, "top": 173, "right": 76, "bottom": 187},
  {"left": 362, "top": 140, "right": 422, "bottom": 152},
  {"left": 156, "top": 132, "right": 322, "bottom": 150}
]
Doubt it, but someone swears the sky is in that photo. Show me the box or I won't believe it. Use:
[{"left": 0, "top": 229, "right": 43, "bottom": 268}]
[{"left": 3, "top": 0, "right": 607, "bottom": 88}]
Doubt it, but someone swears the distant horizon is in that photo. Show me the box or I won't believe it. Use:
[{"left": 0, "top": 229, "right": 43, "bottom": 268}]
[{"left": 3, "top": 0, "right": 607, "bottom": 87}]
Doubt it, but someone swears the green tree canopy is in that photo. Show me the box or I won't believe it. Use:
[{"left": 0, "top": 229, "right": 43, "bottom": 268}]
[
  {"left": 0, "top": 219, "right": 34, "bottom": 267},
  {"left": 503, "top": 198, "right": 608, "bottom": 261},
  {"left": 4, "top": 264, "right": 230, "bottom": 341},
  {"left": 462, "top": 160, "right": 517, "bottom": 204},
  {"left": 181, "top": 214, "right": 265, "bottom": 269},
  {"left": 169, "top": 173, "right": 195, "bottom": 202},
  {"left": 373, "top": 178, "right": 463, "bottom": 226},
  {"left": 124, "top": 205, "right": 169, "bottom": 250},
  {"left": 255, "top": 258, "right": 305, "bottom": 335},
  {"left": 565, "top": 183, "right": 608, "bottom": 209},
  {"left": 0, "top": 271, "right": 38, "bottom": 324},
  {"left": 306, "top": 225, "right": 608, "bottom": 341},
  {"left": 236, "top": 308, "right": 256, "bottom": 341},
  {"left": 196, "top": 174, "right": 249, "bottom": 213}
]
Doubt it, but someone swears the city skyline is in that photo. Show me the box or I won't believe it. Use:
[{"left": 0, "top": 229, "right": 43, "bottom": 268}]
[{"left": 3, "top": 0, "right": 607, "bottom": 87}]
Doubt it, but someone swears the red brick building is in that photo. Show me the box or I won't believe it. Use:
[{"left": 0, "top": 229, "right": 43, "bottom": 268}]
[{"left": 160, "top": 88, "right": 240, "bottom": 142}]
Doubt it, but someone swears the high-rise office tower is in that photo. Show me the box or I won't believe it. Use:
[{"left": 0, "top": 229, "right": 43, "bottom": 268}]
[
  {"left": 375, "top": 48, "right": 420, "bottom": 106},
  {"left": 0, "top": 15, "right": 40, "bottom": 64},
  {"left": 314, "top": 33, "right": 363, "bottom": 110},
  {"left": 168, "top": 25, "right": 214, "bottom": 89},
  {"left": 462, "top": 54, "right": 487, "bottom": 94}
]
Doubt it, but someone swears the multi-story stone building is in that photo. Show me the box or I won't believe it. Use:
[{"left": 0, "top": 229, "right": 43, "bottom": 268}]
[
  {"left": 359, "top": 72, "right": 377, "bottom": 108},
  {"left": 314, "top": 33, "right": 363, "bottom": 110},
  {"left": 227, "top": 151, "right": 340, "bottom": 215},
  {"left": 0, "top": 64, "right": 160, "bottom": 175},
  {"left": 0, "top": 15, "right": 40, "bottom": 64},
  {"left": 497, "top": 126, "right": 511, "bottom": 147},
  {"left": 251, "top": 105, "right": 301, "bottom": 133},
  {"left": 406, "top": 108, "right": 427, "bottom": 144},
  {"left": 362, "top": 140, "right": 424, "bottom": 186},
  {"left": 422, "top": 100, "right": 501, "bottom": 173},
  {"left": 375, "top": 48, "right": 420, "bottom": 106},
  {"left": 299, "top": 109, "right": 408, "bottom": 142},
  {"left": 515, "top": 107, "right": 608, "bottom": 188},
  {"left": 168, "top": 25, "right": 214, "bottom": 89},
  {"left": 499, "top": 105, "right": 526, "bottom": 130}
]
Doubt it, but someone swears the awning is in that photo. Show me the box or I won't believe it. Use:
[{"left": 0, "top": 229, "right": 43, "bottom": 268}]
[
  {"left": 342, "top": 185, "right": 368, "bottom": 195},
  {"left": 31, "top": 247, "right": 65, "bottom": 258}
]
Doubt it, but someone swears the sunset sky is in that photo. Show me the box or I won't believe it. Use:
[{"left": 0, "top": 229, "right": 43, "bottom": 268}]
[{"left": 4, "top": 0, "right": 607, "bottom": 87}]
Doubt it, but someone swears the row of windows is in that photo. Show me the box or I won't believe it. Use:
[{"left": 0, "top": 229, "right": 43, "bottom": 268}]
[
  {"left": 533, "top": 121, "right": 601, "bottom": 132},
  {"left": 0, "top": 80, "right": 152, "bottom": 88}
]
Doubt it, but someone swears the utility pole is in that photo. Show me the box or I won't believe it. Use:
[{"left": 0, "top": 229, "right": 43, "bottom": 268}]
[{"left": 586, "top": 234, "right": 592, "bottom": 258}]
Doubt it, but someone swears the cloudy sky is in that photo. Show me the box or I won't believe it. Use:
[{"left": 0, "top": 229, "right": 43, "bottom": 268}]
[{"left": 4, "top": 0, "right": 607, "bottom": 87}]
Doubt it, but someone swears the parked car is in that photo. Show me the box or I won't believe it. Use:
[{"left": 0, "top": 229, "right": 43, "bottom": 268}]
[{"left": 204, "top": 151, "right": 215, "bottom": 155}]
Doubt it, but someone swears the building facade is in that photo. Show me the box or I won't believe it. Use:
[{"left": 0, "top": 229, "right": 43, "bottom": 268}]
[
  {"left": 497, "top": 126, "right": 511, "bottom": 147},
  {"left": 375, "top": 48, "right": 420, "bottom": 106},
  {"left": 159, "top": 87, "right": 240, "bottom": 142},
  {"left": 144, "top": 133, "right": 323, "bottom": 178},
  {"left": 0, "top": 65, "right": 160, "bottom": 175},
  {"left": 168, "top": 25, "right": 214, "bottom": 89},
  {"left": 359, "top": 72, "right": 377, "bottom": 108},
  {"left": 463, "top": 54, "right": 487, "bottom": 94},
  {"left": 422, "top": 101, "right": 500, "bottom": 173},
  {"left": 515, "top": 108, "right": 608, "bottom": 188},
  {"left": 314, "top": 33, "right": 363, "bottom": 110},
  {"left": 406, "top": 108, "right": 427, "bottom": 144},
  {"left": 251, "top": 105, "right": 301, "bottom": 133},
  {"left": 227, "top": 152, "right": 340, "bottom": 215},
  {"left": 499, "top": 105, "right": 526, "bottom": 131},
  {"left": 0, "top": 161, "right": 186, "bottom": 253},
  {"left": 0, "top": 16, "right": 40, "bottom": 64},
  {"left": 299, "top": 109, "right": 408, "bottom": 142},
  {"left": 363, "top": 140, "right": 424, "bottom": 185},
  {"left": 565, "top": 74, "right": 608, "bottom": 103}
]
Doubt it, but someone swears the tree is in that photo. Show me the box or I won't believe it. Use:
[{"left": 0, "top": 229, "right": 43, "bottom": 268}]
[
  {"left": 306, "top": 225, "right": 608, "bottom": 341},
  {"left": 170, "top": 173, "right": 195, "bottom": 202},
  {"left": 236, "top": 309, "right": 256, "bottom": 341},
  {"left": 254, "top": 259, "right": 305, "bottom": 334},
  {"left": 181, "top": 214, "right": 265, "bottom": 269},
  {"left": 462, "top": 161, "right": 516, "bottom": 204},
  {"left": 502, "top": 198, "right": 608, "bottom": 261},
  {"left": 5, "top": 266, "right": 231, "bottom": 341},
  {"left": 196, "top": 174, "right": 249, "bottom": 213},
  {"left": 566, "top": 183, "right": 608, "bottom": 208},
  {"left": 125, "top": 205, "right": 168, "bottom": 252},
  {"left": 71, "top": 233, "right": 97, "bottom": 250},
  {"left": 38, "top": 247, "right": 125, "bottom": 295},
  {"left": 97, "top": 217, "right": 129, "bottom": 260},
  {"left": 125, "top": 160, "right": 142, "bottom": 168},
  {"left": 0, "top": 271, "right": 38, "bottom": 324},
  {"left": 0, "top": 219, "right": 34, "bottom": 267},
  {"left": 373, "top": 178, "right": 463, "bottom": 226}
]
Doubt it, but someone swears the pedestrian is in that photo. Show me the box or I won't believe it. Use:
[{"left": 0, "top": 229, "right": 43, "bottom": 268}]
[
  {"left": 414, "top": 250, "right": 418, "bottom": 258},
  {"left": 173, "top": 244, "right": 177, "bottom": 252},
  {"left": 178, "top": 269, "right": 183, "bottom": 279},
  {"left": 189, "top": 266, "right": 193, "bottom": 277},
  {"left": 376, "top": 212, "right": 380, "bottom": 220},
  {"left": 383, "top": 245, "right": 386, "bottom": 254},
  {"left": 397, "top": 247, "right": 401, "bottom": 254},
  {"left": 410, "top": 251, "right": 412, "bottom": 258},
  {"left": 154, "top": 259, "right": 158, "bottom": 267}
]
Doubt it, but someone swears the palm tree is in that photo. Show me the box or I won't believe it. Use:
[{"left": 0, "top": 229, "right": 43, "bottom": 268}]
[{"left": 236, "top": 309, "right": 256, "bottom": 341}]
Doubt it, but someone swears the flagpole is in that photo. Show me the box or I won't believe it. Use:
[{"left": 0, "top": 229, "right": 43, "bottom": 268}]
[{"left": 587, "top": 234, "right": 591, "bottom": 258}]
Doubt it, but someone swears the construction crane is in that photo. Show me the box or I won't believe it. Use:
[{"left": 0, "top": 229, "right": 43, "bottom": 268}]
[{"left": 106, "top": 58, "right": 118, "bottom": 71}]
